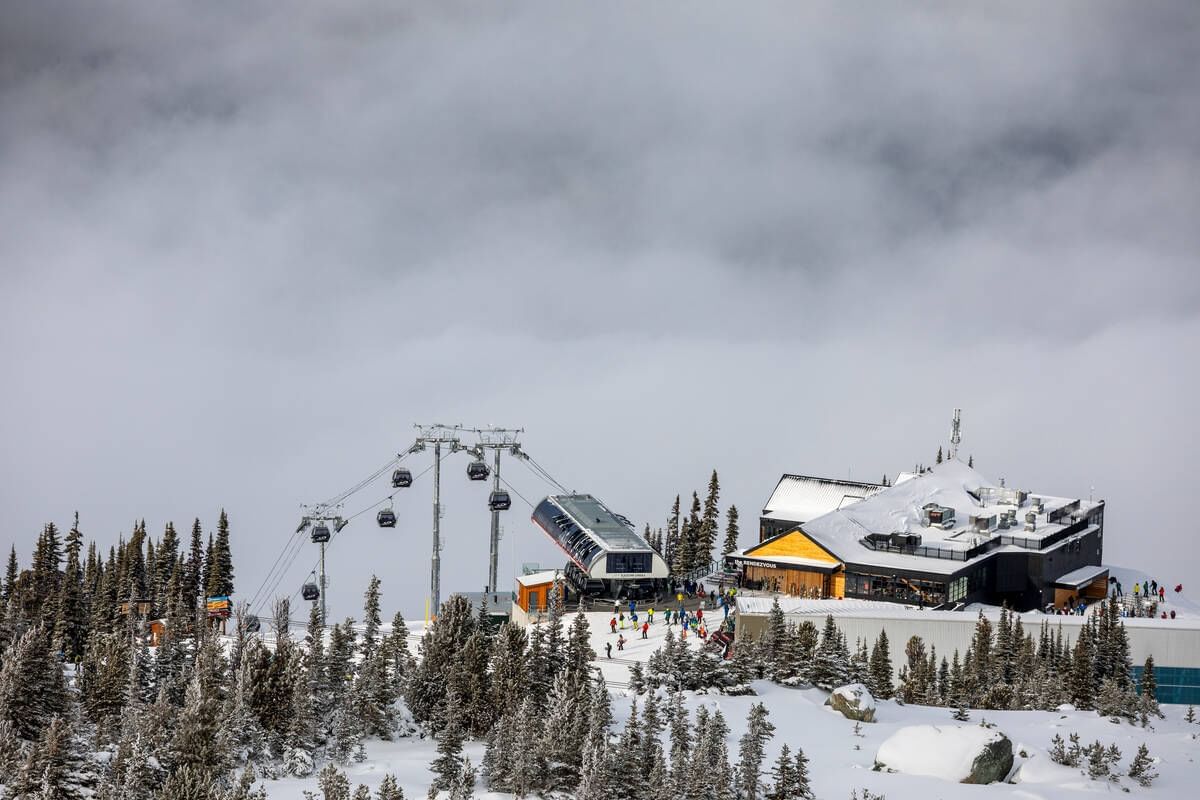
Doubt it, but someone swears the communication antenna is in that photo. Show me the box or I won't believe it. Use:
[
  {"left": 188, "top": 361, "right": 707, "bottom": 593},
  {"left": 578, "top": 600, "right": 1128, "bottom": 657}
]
[{"left": 949, "top": 408, "right": 962, "bottom": 461}]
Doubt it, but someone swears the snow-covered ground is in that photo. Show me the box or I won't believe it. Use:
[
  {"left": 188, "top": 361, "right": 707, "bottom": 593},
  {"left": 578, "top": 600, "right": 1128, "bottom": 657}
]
[{"left": 264, "top": 610, "right": 1200, "bottom": 799}]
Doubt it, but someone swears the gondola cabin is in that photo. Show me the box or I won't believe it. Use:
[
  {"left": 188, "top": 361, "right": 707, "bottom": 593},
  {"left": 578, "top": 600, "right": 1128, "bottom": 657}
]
[
  {"left": 488, "top": 490, "right": 511, "bottom": 511},
  {"left": 467, "top": 461, "right": 490, "bottom": 481},
  {"left": 392, "top": 468, "right": 413, "bottom": 488},
  {"left": 302, "top": 582, "right": 320, "bottom": 601},
  {"left": 377, "top": 508, "right": 397, "bottom": 528},
  {"left": 311, "top": 524, "right": 331, "bottom": 543}
]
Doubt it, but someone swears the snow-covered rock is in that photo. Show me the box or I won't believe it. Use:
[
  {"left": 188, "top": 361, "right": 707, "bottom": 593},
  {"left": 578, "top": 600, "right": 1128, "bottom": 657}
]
[
  {"left": 875, "top": 724, "right": 1013, "bottom": 784},
  {"left": 826, "top": 683, "right": 877, "bottom": 722}
]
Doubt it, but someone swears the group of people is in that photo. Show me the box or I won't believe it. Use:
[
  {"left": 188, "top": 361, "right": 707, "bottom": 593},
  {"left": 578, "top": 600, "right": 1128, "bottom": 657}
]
[
  {"left": 1043, "top": 577, "right": 1185, "bottom": 621},
  {"left": 603, "top": 587, "right": 739, "bottom": 658}
]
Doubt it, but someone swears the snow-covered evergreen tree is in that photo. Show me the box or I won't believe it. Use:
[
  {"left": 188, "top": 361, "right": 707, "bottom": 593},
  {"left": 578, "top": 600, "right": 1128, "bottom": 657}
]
[
  {"left": 0, "top": 624, "right": 68, "bottom": 742},
  {"left": 317, "top": 762, "right": 351, "bottom": 800},
  {"left": 448, "top": 756, "right": 476, "bottom": 800},
  {"left": 736, "top": 703, "right": 775, "bottom": 800},
  {"left": 868, "top": 630, "right": 893, "bottom": 699},
  {"left": 809, "top": 616, "right": 850, "bottom": 690},
  {"left": 375, "top": 775, "right": 404, "bottom": 800},
  {"left": 5, "top": 715, "right": 96, "bottom": 800},
  {"left": 430, "top": 687, "right": 467, "bottom": 790},
  {"left": 1127, "top": 743, "right": 1157, "bottom": 786},
  {"left": 722, "top": 505, "right": 740, "bottom": 556},
  {"left": 507, "top": 695, "right": 545, "bottom": 798}
]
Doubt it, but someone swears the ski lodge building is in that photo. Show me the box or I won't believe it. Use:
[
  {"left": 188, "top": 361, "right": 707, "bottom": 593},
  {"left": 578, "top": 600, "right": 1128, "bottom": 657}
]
[
  {"left": 733, "top": 596, "right": 1200, "bottom": 704},
  {"left": 727, "top": 460, "right": 1105, "bottom": 612}
]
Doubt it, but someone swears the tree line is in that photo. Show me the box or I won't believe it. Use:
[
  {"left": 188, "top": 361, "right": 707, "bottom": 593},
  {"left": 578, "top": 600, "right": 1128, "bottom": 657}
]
[
  {"left": 642, "top": 470, "right": 741, "bottom": 577},
  {"left": 643, "top": 597, "right": 1163, "bottom": 726}
]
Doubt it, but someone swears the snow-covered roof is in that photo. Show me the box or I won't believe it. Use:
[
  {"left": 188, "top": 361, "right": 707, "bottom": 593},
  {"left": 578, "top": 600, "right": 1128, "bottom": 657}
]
[
  {"left": 516, "top": 570, "right": 559, "bottom": 587},
  {"left": 736, "top": 593, "right": 1200, "bottom": 629},
  {"left": 736, "top": 595, "right": 901, "bottom": 616},
  {"left": 797, "top": 459, "right": 1103, "bottom": 575},
  {"left": 1054, "top": 565, "right": 1109, "bottom": 589},
  {"left": 762, "top": 474, "right": 887, "bottom": 523}
]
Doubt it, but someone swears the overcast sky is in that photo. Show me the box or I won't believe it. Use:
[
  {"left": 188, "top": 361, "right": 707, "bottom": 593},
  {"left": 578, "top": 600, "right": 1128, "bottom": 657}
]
[{"left": 2, "top": 1, "right": 1198, "bottom": 622}]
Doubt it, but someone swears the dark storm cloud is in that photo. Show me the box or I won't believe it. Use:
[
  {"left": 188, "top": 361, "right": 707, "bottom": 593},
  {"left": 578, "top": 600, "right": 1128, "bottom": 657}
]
[{"left": 2, "top": 1, "right": 1198, "bottom": 617}]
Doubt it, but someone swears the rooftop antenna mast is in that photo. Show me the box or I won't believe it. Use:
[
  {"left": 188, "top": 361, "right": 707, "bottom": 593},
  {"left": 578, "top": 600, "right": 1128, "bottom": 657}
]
[{"left": 949, "top": 408, "right": 962, "bottom": 461}]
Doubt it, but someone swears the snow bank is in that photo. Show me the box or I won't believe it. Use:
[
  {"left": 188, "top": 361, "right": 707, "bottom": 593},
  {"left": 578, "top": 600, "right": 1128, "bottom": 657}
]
[{"left": 875, "top": 724, "right": 1012, "bottom": 784}]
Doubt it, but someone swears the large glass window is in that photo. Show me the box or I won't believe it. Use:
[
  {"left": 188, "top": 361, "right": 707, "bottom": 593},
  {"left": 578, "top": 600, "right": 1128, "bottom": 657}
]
[
  {"left": 607, "top": 552, "right": 652, "bottom": 574},
  {"left": 845, "top": 572, "right": 947, "bottom": 605}
]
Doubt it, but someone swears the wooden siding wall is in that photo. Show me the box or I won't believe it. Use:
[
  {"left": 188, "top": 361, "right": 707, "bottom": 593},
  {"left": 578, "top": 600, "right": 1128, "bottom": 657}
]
[
  {"left": 744, "top": 565, "right": 845, "bottom": 598},
  {"left": 516, "top": 581, "right": 562, "bottom": 613},
  {"left": 750, "top": 529, "right": 838, "bottom": 563}
]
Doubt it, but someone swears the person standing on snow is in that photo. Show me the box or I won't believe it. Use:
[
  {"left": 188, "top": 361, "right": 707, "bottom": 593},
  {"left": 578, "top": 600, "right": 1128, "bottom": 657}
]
[
  {"left": 619, "top": 612, "right": 626, "bottom": 630},
  {"left": 610, "top": 617, "right": 617, "bottom": 634},
  {"left": 647, "top": 607, "right": 654, "bottom": 624},
  {"left": 605, "top": 642, "right": 613, "bottom": 658},
  {"left": 617, "top": 634, "right": 626, "bottom": 651},
  {"left": 641, "top": 621, "right": 649, "bottom": 639}
]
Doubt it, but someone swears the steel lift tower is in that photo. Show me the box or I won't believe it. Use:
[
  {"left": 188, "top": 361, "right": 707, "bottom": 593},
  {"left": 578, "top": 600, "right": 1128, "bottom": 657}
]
[
  {"left": 295, "top": 504, "right": 347, "bottom": 626},
  {"left": 463, "top": 427, "right": 524, "bottom": 593},
  {"left": 410, "top": 424, "right": 464, "bottom": 615}
]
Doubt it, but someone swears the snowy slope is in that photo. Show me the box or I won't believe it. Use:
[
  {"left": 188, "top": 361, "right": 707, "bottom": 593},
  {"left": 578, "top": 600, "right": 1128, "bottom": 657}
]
[{"left": 264, "top": 611, "right": 1200, "bottom": 799}]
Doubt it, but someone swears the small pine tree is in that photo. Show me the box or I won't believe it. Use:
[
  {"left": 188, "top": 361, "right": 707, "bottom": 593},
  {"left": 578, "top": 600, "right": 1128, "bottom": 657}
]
[
  {"left": 722, "top": 505, "right": 740, "bottom": 556},
  {"left": 430, "top": 690, "right": 467, "bottom": 791},
  {"left": 765, "top": 744, "right": 793, "bottom": 800},
  {"left": 449, "top": 756, "right": 477, "bottom": 800},
  {"left": 1085, "top": 741, "right": 1109, "bottom": 778},
  {"left": 868, "top": 630, "right": 894, "bottom": 700},
  {"left": 793, "top": 747, "right": 812, "bottom": 800},
  {"left": 736, "top": 703, "right": 776, "bottom": 800},
  {"left": 317, "top": 762, "right": 351, "bottom": 800},
  {"left": 1048, "top": 734, "right": 1068, "bottom": 765},
  {"left": 1137, "top": 657, "right": 1156, "bottom": 700},
  {"left": 1126, "top": 743, "right": 1157, "bottom": 786},
  {"left": 1185, "top": 705, "right": 1196, "bottom": 724},
  {"left": 375, "top": 774, "right": 404, "bottom": 800}
]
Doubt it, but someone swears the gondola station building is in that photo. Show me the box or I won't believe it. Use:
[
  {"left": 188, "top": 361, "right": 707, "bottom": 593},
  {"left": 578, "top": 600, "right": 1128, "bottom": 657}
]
[{"left": 726, "top": 460, "right": 1105, "bottom": 612}]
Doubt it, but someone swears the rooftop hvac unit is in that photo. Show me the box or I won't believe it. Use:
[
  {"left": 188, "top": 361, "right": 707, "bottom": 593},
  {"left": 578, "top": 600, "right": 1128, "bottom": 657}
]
[
  {"left": 998, "top": 515, "right": 1010, "bottom": 530},
  {"left": 1024, "top": 512, "right": 1037, "bottom": 532},
  {"left": 970, "top": 514, "right": 996, "bottom": 533},
  {"left": 923, "top": 504, "right": 955, "bottom": 528}
]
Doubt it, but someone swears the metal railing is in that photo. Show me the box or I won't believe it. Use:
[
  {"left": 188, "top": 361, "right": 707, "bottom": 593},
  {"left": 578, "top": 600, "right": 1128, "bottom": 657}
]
[{"left": 857, "top": 518, "right": 1093, "bottom": 562}]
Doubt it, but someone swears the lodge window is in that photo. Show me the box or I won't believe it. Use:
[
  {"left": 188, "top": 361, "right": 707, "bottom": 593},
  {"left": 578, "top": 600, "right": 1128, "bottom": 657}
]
[
  {"left": 845, "top": 572, "right": 947, "bottom": 606},
  {"left": 607, "top": 552, "right": 652, "bottom": 574}
]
